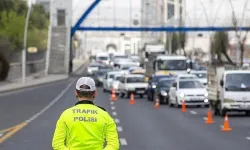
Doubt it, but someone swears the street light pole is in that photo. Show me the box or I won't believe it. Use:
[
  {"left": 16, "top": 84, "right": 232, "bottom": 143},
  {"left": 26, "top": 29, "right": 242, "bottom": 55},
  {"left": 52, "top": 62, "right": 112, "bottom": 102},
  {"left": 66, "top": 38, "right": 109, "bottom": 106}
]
[{"left": 22, "top": 2, "right": 32, "bottom": 84}]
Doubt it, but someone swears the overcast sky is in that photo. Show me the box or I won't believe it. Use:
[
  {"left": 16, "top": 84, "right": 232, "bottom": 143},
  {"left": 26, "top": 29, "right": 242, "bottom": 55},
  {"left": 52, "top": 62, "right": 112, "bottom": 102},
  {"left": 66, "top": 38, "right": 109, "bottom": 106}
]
[{"left": 72, "top": 0, "right": 250, "bottom": 27}]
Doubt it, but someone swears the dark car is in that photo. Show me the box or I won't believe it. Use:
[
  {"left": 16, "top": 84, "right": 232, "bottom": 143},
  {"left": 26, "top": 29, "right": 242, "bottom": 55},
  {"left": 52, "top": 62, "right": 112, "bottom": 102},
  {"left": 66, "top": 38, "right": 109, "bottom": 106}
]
[
  {"left": 155, "top": 77, "right": 176, "bottom": 104},
  {"left": 147, "top": 74, "right": 175, "bottom": 101},
  {"left": 93, "top": 69, "right": 112, "bottom": 87}
]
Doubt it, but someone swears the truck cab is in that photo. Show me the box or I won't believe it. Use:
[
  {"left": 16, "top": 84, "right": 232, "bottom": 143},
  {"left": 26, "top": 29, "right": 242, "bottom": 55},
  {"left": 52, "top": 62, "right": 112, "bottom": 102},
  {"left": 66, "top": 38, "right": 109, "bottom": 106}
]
[
  {"left": 153, "top": 55, "right": 189, "bottom": 75},
  {"left": 207, "top": 65, "right": 250, "bottom": 116}
]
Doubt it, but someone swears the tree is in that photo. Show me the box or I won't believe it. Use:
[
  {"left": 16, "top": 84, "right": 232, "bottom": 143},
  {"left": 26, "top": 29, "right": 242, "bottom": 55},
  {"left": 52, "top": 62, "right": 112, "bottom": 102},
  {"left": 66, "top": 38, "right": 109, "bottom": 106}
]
[
  {"left": 211, "top": 31, "right": 235, "bottom": 65},
  {"left": 229, "top": 0, "right": 249, "bottom": 66},
  {"left": 0, "top": 10, "right": 25, "bottom": 50},
  {"left": 166, "top": 32, "right": 179, "bottom": 54},
  {"left": 0, "top": 0, "right": 49, "bottom": 81},
  {"left": 178, "top": 32, "right": 187, "bottom": 56}
]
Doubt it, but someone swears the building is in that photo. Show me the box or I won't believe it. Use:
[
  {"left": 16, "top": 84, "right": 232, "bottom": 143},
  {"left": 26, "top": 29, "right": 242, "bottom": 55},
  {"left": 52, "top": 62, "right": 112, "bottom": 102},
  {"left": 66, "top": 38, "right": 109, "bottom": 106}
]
[
  {"left": 141, "top": 0, "right": 163, "bottom": 45},
  {"left": 36, "top": 0, "right": 50, "bottom": 12},
  {"left": 162, "top": 0, "right": 185, "bottom": 53}
]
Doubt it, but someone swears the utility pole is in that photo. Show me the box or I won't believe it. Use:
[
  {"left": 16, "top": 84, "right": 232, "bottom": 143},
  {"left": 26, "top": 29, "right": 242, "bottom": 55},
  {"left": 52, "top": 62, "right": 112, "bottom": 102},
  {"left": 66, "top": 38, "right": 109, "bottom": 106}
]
[{"left": 22, "top": 1, "right": 32, "bottom": 84}]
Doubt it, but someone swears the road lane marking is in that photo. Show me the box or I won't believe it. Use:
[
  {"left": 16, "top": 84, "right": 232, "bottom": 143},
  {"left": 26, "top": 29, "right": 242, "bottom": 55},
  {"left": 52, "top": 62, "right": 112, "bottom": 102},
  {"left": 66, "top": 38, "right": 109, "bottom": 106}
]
[
  {"left": 111, "top": 106, "right": 116, "bottom": 110},
  {"left": 0, "top": 133, "right": 2, "bottom": 137},
  {"left": 120, "top": 138, "right": 128, "bottom": 145},
  {"left": 0, "top": 122, "right": 27, "bottom": 144},
  {"left": 190, "top": 111, "right": 197, "bottom": 115},
  {"left": 110, "top": 101, "right": 114, "bottom": 105},
  {"left": 203, "top": 117, "right": 207, "bottom": 120},
  {"left": 0, "top": 65, "right": 88, "bottom": 145},
  {"left": 25, "top": 79, "right": 75, "bottom": 123},
  {"left": 114, "top": 118, "right": 120, "bottom": 123},
  {"left": 246, "top": 137, "right": 250, "bottom": 140},
  {"left": 117, "top": 126, "right": 123, "bottom": 132},
  {"left": 112, "top": 112, "right": 117, "bottom": 116},
  {"left": 220, "top": 125, "right": 224, "bottom": 128}
]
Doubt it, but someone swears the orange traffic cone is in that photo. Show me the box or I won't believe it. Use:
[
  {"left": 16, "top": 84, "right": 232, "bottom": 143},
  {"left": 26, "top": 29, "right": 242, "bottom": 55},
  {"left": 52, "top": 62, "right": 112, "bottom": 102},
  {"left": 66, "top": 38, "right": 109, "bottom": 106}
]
[
  {"left": 129, "top": 93, "right": 135, "bottom": 105},
  {"left": 110, "top": 89, "right": 117, "bottom": 101},
  {"left": 221, "top": 115, "right": 232, "bottom": 132},
  {"left": 181, "top": 100, "right": 186, "bottom": 112},
  {"left": 205, "top": 109, "right": 214, "bottom": 124},
  {"left": 154, "top": 98, "right": 160, "bottom": 109}
]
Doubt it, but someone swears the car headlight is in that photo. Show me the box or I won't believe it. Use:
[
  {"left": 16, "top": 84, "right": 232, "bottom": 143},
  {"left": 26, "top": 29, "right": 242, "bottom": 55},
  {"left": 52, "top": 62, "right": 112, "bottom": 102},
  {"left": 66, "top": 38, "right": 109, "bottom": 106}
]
[
  {"left": 204, "top": 99, "right": 209, "bottom": 103},
  {"left": 160, "top": 90, "right": 168, "bottom": 96},
  {"left": 110, "top": 62, "right": 114, "bottom": 65},
  {"left": 179, "top": 93, "right": 185, "bottom": 98},
  {"left": 152, "top": 85, "right": 156, "bottom": 89},
  {"left": 136, "top": 62, "right": 140, "bottom": 66},
  {"left": 113, "top": 83, "right": 119, "bottom": 89},
  {"left": 204, "top": 92, "right": 208, "bottom": 97},
  {"left": 88, "top": 69, "right": 92, "bottom": 73}
]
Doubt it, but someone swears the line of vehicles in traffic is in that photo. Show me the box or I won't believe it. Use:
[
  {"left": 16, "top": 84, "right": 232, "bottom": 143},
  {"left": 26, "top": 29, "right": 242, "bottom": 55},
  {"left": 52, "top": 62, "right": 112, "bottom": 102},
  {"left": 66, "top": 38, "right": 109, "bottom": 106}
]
[{"left": 88, "top": 45, "right": 250, "bottom": 116}]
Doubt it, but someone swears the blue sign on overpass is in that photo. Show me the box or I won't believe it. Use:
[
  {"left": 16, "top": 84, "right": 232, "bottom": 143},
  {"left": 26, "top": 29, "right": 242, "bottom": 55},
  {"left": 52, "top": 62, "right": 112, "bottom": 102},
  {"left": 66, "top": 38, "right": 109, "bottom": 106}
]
[{"left": 71, "top": 0, "right": 250, "bottom": 37}]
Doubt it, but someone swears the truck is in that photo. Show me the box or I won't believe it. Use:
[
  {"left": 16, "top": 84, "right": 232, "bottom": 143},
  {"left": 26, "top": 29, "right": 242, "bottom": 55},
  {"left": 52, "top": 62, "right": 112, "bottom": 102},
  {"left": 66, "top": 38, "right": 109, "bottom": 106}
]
[
  {"left": 142, "top": 43, "right": 166, "bottom": 77},
  {"left": 207, "top": 65, "right": 250, "bottom": 116}
]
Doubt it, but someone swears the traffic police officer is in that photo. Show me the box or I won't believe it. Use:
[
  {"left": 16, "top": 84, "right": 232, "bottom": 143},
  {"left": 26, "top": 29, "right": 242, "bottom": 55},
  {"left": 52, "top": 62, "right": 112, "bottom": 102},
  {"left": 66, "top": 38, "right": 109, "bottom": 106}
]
[{"left": 52, "top": 77, "right": 119, "bottom": 150}]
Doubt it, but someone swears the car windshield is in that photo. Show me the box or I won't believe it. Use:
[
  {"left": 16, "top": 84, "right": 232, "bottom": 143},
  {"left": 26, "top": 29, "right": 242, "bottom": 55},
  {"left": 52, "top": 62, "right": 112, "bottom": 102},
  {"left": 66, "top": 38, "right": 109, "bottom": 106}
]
[
  {"left": 153, "top": 76, "right": 170, "bottom": 82},
  {"left": 122, "top": 66, "right": 130, "bottom": 70},
  {"left": 99, "top": 65, "right": 112, "bottom": 70},
  {"left": 180, "top": 76, "right": 197, "bottom": 80},
  {"left": 127, "top": 77, "right": 145, "bottom": 83},
  {"left": 179, "top": 80, "right": 204, "bottom": 89},
  {"left": 115, "top": 76, "right": 121, "bottom": 81},
  {"left": 115, "top": 56, "right": 127, "bottom": 59},
  {"left": 131, "top": 56, "right": 140, "bottom": 61},
  {"left": 225, "top": 73, "right": 250, "bottom": 91},
  {"left": 109, "top": 74, "right": 115, "bottom": 79},
  {"left": 97, "top": 56, "right": 108, "bottom": 60},
  {"left": 193, "top": 73, "right": 207, "bottom": 78},
  {"left": 157, "top": 59, "right": 187, "bottom": 70},
  {"left": 159, "top": 80, "right": 175, "bottom": 88},
  {"left": 89, "top": 64, "right": 99, "bottom": 67},
  {"left": 97, "top": 71, "right": 106, "bottom": 76}
]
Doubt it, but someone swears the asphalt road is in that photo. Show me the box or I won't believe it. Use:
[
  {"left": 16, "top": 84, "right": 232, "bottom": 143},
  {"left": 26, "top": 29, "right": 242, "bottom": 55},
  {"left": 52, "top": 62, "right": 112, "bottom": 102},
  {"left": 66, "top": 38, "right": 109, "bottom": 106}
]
[{"left": 0, "top": 72, "right": 250, "bottom": 149}]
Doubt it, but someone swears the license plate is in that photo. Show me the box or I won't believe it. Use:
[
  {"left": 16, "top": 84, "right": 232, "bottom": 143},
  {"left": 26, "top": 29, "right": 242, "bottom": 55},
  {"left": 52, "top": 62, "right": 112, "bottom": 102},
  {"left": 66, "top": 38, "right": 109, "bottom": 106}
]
[{"left": 137, "top": 91, "right": 144, "bottom": 94}]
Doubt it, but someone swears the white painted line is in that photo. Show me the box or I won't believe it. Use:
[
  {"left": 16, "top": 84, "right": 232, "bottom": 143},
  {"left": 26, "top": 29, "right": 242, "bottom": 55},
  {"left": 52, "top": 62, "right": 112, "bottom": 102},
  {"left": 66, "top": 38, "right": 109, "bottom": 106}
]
[
  {"left": 220, "top": 125, "right": 224, "bottom": 128},
  {"left": 25, "top": 79, "right": 75, "bottom": 123},
  {"left": 203, "top": 117, "right": 207, "bottom": 120},
  {"left": 114, "top": 118, "right": 120, "bottom": 123},
  {"left": 117, "top": 126, "right": 123, "bottom": 132},
  {"left": 110, "top": 101, "right": 114, "bottom": 105},
  {"left": 120, "top": 138, "right": 128, "bottom": 145},
  {"left": 246, "top": 137, "right": 250, "bottom": 140},
  {"left": 190, "top": 111, "right": 197, "bottom": 115},
  {"left": 111, "top": 106, "right": 116, "bottom": 110},
  {"left": 112, "top": 112, "right": 117, "bottom": 116},
  {"left": 0, "top": 133, "right": 2, "bottom": 137}
]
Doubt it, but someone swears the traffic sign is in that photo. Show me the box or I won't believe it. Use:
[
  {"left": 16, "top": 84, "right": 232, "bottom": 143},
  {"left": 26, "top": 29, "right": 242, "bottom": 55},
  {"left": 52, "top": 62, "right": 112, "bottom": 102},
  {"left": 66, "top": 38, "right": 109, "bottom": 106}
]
[{"left": 27, "top": 47, "right": 38, "bottom": 53}]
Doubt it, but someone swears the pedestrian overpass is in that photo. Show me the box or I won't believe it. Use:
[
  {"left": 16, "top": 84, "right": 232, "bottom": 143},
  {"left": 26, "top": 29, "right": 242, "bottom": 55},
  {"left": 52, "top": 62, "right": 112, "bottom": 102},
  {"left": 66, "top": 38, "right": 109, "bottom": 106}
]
[{"left": 47, "top": 0, "right": 250, "bottom": 75}]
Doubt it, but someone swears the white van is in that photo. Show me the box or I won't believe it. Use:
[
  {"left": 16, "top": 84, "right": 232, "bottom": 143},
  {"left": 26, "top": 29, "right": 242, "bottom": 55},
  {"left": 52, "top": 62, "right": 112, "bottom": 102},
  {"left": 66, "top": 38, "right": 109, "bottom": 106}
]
[{"left": 96, "top": 52, "right": 110, "bottom": 65}]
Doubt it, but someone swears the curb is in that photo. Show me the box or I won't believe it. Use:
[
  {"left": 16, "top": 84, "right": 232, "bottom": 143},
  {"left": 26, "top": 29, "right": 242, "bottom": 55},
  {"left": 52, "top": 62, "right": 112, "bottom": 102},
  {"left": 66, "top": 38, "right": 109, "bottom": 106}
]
[
  {"left": 0, "top": 76, "right": 69, "bottom": 94},
  {"left": 0, "top": 60, "right": 89, "bottom": 93}
]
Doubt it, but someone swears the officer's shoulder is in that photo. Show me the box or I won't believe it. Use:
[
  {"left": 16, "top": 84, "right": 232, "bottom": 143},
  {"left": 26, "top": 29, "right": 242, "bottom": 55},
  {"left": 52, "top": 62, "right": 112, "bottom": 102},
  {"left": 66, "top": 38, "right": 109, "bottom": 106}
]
[{"left": 96, "top": 105, "right": 106, "bottom": 112}]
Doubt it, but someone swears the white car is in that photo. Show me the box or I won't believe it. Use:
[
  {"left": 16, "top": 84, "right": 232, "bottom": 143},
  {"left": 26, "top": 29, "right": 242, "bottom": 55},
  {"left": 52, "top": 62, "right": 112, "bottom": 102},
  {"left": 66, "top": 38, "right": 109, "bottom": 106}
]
[
  {"left": 191, "top": 70, "right": 207, "bottom": 85},
  {"left": 111, "top": 74, "right": 123, "bottom": 93},
  {"left": 175, "top": 73, "right": 198, "bottom": 82},
  {"left": 130, "top": 55, "right": 141, "bottom": 66},
  {"left": 118, "top": 74, "right": 148, "bottom": 98},
  {"left": 168, "top": 79, "right": 209, "bottom": 107},
  {"left": 128, "top": 66, "right": 143, "bottom": 73},
  {"left": 103, "top": 71, "right": 123, "bottom": 92},
  {"left": 87, "top": 63, "right": 101, "bottom": 75}
]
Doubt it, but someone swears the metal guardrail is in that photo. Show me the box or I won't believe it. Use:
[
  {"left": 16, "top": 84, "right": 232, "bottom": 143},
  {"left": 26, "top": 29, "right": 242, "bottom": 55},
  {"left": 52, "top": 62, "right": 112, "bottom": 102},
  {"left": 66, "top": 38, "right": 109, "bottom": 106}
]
[{"left": 9, "top": 59, "right": 45, "bottom": 67}]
